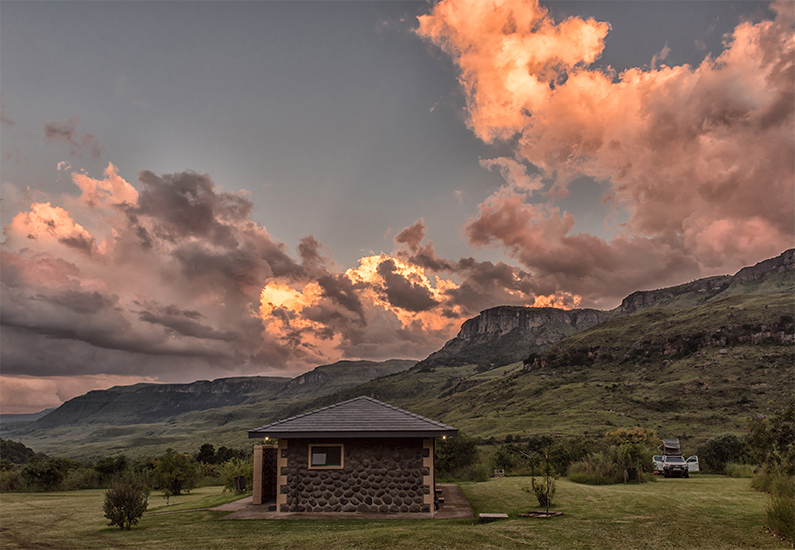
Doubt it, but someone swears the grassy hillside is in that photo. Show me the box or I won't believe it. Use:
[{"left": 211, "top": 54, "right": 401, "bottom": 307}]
[
  {"left": 0, "top": 360, "right": 415, "bottom": 460},
  {"left": 415, "top": 293, "right": 793, "bottom": 451}
]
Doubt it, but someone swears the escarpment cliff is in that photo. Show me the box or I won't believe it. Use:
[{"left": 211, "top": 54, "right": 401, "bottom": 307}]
[
  {"left": 619, "top": 248, "right": 794, "bottom": 314},
  {"left": 417, "top": 305, "right": 610, "bottom": 370}
]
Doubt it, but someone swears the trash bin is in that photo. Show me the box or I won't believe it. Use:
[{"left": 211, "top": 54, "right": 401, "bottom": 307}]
[
  {"left": 234, "top": 475, "right": 246, "bottom": 492},
  {"left": 627, "top": 468, "right": 638, "bottom": 481}
]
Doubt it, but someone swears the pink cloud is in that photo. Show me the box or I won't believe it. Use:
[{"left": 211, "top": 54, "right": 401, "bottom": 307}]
[{"left": 418, "top": 0, "right": 794, "bottom": 301}]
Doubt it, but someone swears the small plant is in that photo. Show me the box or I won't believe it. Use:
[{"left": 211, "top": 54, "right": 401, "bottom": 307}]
[
  {"left": 524, "top": 475, "right": 556, "bottom": 507},
  {"left": 103, "top": 474, "right": 150, "bottom": 530}
]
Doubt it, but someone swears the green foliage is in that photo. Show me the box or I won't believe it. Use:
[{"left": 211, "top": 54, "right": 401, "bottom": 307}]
[
  {"left": 94, "top": 455, "right": 129, "bottom": 483},
  {"left": 568, "top": 454, "right": 624, "bottom": 485},
  {"left": 195, "top": 443, "right": 216, "bottom": 464},
  {"left": 604, "top": 427, "right": 659, "bottom": 447},
  {"left": 697, "top": 433, "right": 748, "bottom": 473},
  {"left": 0, "top": 438, "right": 37, "bottom": 464},
  {"left": 63, "top": 467, "right": 102, "bottom": 490},
  {"left": 435, "top": 433, "right": 479, "bottom": 475},
  {"left": 0, "top": 467, "right": 24, "bottom": 491},
  {"left": 21, "top": 456, "right": 75, "bottom": 491},
  {"left": 523, "top": 475, "right": 557, "bottom": 507},
  {"left": 746, "top": 401, "right": 795, "bottom": 474},
  {"left": 493, "top": 445, "right": 517, "bottom": 470},
  {"left": 103, "top": 473, "right": 150, "bottom": 530},
  {"left": 221, "top": 457, "right": 253, "bottom": 493},
  {"left": 153, "top": 449, "right": 200, "bottom": 499},
  {"left": 751, "top": 464, "right": 795, "bottom": 543},
  {"left": 725, "top": 463, "right": 755, "bottom": 478}
]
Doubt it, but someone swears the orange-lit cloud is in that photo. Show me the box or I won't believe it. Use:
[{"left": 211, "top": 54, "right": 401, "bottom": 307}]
[{"left": 419, "top": 0, "right": 794, "bottom": 303}]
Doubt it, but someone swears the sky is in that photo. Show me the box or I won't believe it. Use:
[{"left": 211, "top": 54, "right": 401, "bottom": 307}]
[{"left": 1, "top": 0, "right": 792, "bottom": 414}]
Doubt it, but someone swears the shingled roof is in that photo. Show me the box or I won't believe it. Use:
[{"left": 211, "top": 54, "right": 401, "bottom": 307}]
[{"left": 248, "top": 396, "right": 458, "bottom": 439}]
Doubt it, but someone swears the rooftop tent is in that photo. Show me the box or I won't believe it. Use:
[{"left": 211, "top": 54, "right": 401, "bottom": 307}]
[{"left": 662, "top": 438, "right": 682, "bottom": 455}]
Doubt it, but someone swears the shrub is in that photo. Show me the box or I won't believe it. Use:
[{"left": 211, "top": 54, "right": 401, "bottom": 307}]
[
  {"left": 94, "top": 455, "right": 129, "bottom": 484},
  {"left": 153, "top": 449, "right": 200, "bottom": 499},
  {"left": 63, "top": 467, "right": 102, "bottom": 490},
  {"left": 567, "top": 459, "right": 623, "bottom": 485},
  {"left": 752, "top": 465, "right": 795, "bottom": 543},
  {"left": 725, "top": 462, "right": 755, "bottom": 478},
  {"left": 696, "top": 433, "right": 748, "bottom": 473},
  {"left": 0, "top": 468, "right": 25, "bottom": 492},
  {"left": 523, "top": 475, "right": 557, "bottom": 507},
  {"left": 221, "top": 457, "right": 253, "bottom": 493},
  {"left": 21, "top": 457, "right": 73, "bottom": 491},
  {"left": 435, "top": 434, "right": 479, "bottom": 476},
  {"left": 103, "top": 474, "right": 150, "bottom": 530}
]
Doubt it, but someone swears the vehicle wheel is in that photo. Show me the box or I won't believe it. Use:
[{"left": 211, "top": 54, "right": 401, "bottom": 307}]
[
  {"left": 685, "top": 472, "right": 689, "bottom": 478},
  {"left": 663, "top": 472, "right": 669, "bottom": 478}
]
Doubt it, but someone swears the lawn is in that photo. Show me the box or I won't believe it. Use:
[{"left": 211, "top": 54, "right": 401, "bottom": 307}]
[{"left": 0, "top": 476, "right": 786, "bottom": 549}]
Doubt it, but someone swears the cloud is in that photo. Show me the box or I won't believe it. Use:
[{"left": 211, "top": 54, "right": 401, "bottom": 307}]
[
  {"left": 0, "top": 374, "right": 158, "bottom": 415},
  {"left": 418, "top": 0, "right": 794, "bottom": 302},
  {"left": 43, "top": 116, "right": 103, "bottom": 160}
]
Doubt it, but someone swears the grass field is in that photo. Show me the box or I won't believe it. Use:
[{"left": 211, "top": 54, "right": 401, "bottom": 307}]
[{"left": 0, "top": 476, "right": 787, "bottom": 549}]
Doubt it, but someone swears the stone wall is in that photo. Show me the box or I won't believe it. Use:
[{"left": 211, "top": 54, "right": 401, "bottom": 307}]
[{"left": 278, "top": 437, "right": 431, "bottom": 513}]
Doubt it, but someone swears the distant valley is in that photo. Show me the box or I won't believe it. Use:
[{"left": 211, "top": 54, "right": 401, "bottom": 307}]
[{"left": 3, "top": 249, "right": 792, "bottom": 460}]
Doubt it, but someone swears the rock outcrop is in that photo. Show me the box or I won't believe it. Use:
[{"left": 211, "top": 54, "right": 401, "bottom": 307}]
[
  {"left": 618, "top": 248, "right": 794, "bottom": 314},
  {"left": 417, "top": 305, "right": 610, "bottom": 371}
]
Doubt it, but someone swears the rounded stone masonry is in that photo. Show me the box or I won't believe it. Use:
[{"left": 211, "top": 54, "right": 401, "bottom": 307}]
[{"left": 278, "top": 438, "right": 432, "bottom": 513}]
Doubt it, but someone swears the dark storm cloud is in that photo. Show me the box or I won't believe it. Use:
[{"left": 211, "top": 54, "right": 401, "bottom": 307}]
[
  {"left": 376, "top": 258, "right": 438, "bottom": 312},
  {"left": 298, "top": 236, "right": 324, "bottom": 267},
  {"left": 317, "top": 274, "right": 366, "bottom": 321}
]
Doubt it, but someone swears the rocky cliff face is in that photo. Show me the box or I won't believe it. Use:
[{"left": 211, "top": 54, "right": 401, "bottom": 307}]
[
  {"left": 619, "top": 248, "right": 794, "bottom": 314},
  {"left": 134, "top": 377, "right": 288, "bottom": 395},
  {"left": 418, "top": 305, "right": 610, "bottom": 370},
  {"left": 457, "top": 306, "right": 607, "bottom": 339}
]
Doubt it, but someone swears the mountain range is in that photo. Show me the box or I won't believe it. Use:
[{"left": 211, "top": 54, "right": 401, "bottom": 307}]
[{"left": 2, "top": 249, "right": 792, "bottom": 459}]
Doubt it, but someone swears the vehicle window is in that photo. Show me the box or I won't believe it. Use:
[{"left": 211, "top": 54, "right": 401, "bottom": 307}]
[{"left": 667, "top": 457, "right": 685, "bottom": 463}]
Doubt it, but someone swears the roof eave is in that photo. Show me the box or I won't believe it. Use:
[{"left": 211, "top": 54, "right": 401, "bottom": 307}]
[{"left": 248, "top": 429, "right": 458, "bottom": 439}]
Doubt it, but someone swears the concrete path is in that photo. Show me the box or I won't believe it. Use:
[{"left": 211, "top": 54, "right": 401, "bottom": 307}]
[{"left": 214, "top": 483, "right": 474, "bottom": 520}]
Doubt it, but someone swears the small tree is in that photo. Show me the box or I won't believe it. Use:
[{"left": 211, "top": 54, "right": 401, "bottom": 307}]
[
  {"left": 103, "top": 474, "right": 149, "bottom": 530},
  {"left": 153, "top": 449, "right": 200, "bottom": 502},
  {"left": 221, "top": 457, "right": 254, "bottom": 493}
]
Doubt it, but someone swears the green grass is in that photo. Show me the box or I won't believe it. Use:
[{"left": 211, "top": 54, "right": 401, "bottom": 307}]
[
  {"left": 0, "top": 476, "right": 784, "bottom": 549},
  {"left": 145, "top": 486, "right": 251, "bottom": 512}
]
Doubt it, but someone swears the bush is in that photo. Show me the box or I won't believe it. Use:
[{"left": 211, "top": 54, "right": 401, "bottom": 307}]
[
  {"left": 94, "top": 455, "right": 129, "bottom": 484},
  {"left": 0, "top": 468, "right": 25, "bottom": 492},
  {"left": 221, "top": 457, "right": 253, "bottom": 493},
  {"left": 725, "top": 462, "right": 755, "bottom": 478},
  {"left": 435, "top": 434, "right": 479, "bottom": 476},
  {"left": 63, "top": 467, "right": 102, "bottom": 490},
  {"left": 752, "top": 465, "right": 795, "bottom": 543},
  {"left": 567, "top": 458, "right": 623, "bottom": 485},
  {"left": 21, "top": 457, "right": 73, "bottom": 491},
  {"left": 523, "top": 476, "right": 557, "bottom": 507},
  {"left": 696, "top": 433, "right": 748, "bottom": 473},
  {"left": 153, "top": 449, "right": 200, "bottom": 499},
  {"left": 103, "top": 474, "right": 150, "bottom": 530}
]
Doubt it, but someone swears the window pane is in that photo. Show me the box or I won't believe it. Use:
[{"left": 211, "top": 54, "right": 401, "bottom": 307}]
[
  {"left": 326, "top": 446, "right": 342, "bottom": 466},
  {"left": 311, "top": 450, "right": 327, "bottom": 466}
]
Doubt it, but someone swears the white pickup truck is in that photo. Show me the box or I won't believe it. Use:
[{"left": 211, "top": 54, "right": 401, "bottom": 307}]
[{"left": 653, "top": 455, "right": 699, "bottom": 474}]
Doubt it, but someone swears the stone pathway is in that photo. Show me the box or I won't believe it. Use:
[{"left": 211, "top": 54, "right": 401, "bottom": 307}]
[{"left": 214, "top": 484, "right": 474, "bottom": 520}]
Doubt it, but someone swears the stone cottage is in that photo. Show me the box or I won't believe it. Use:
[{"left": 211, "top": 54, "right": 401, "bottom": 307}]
[{"left": 248, "top": 396, "right": 458, "bottom": 515}]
